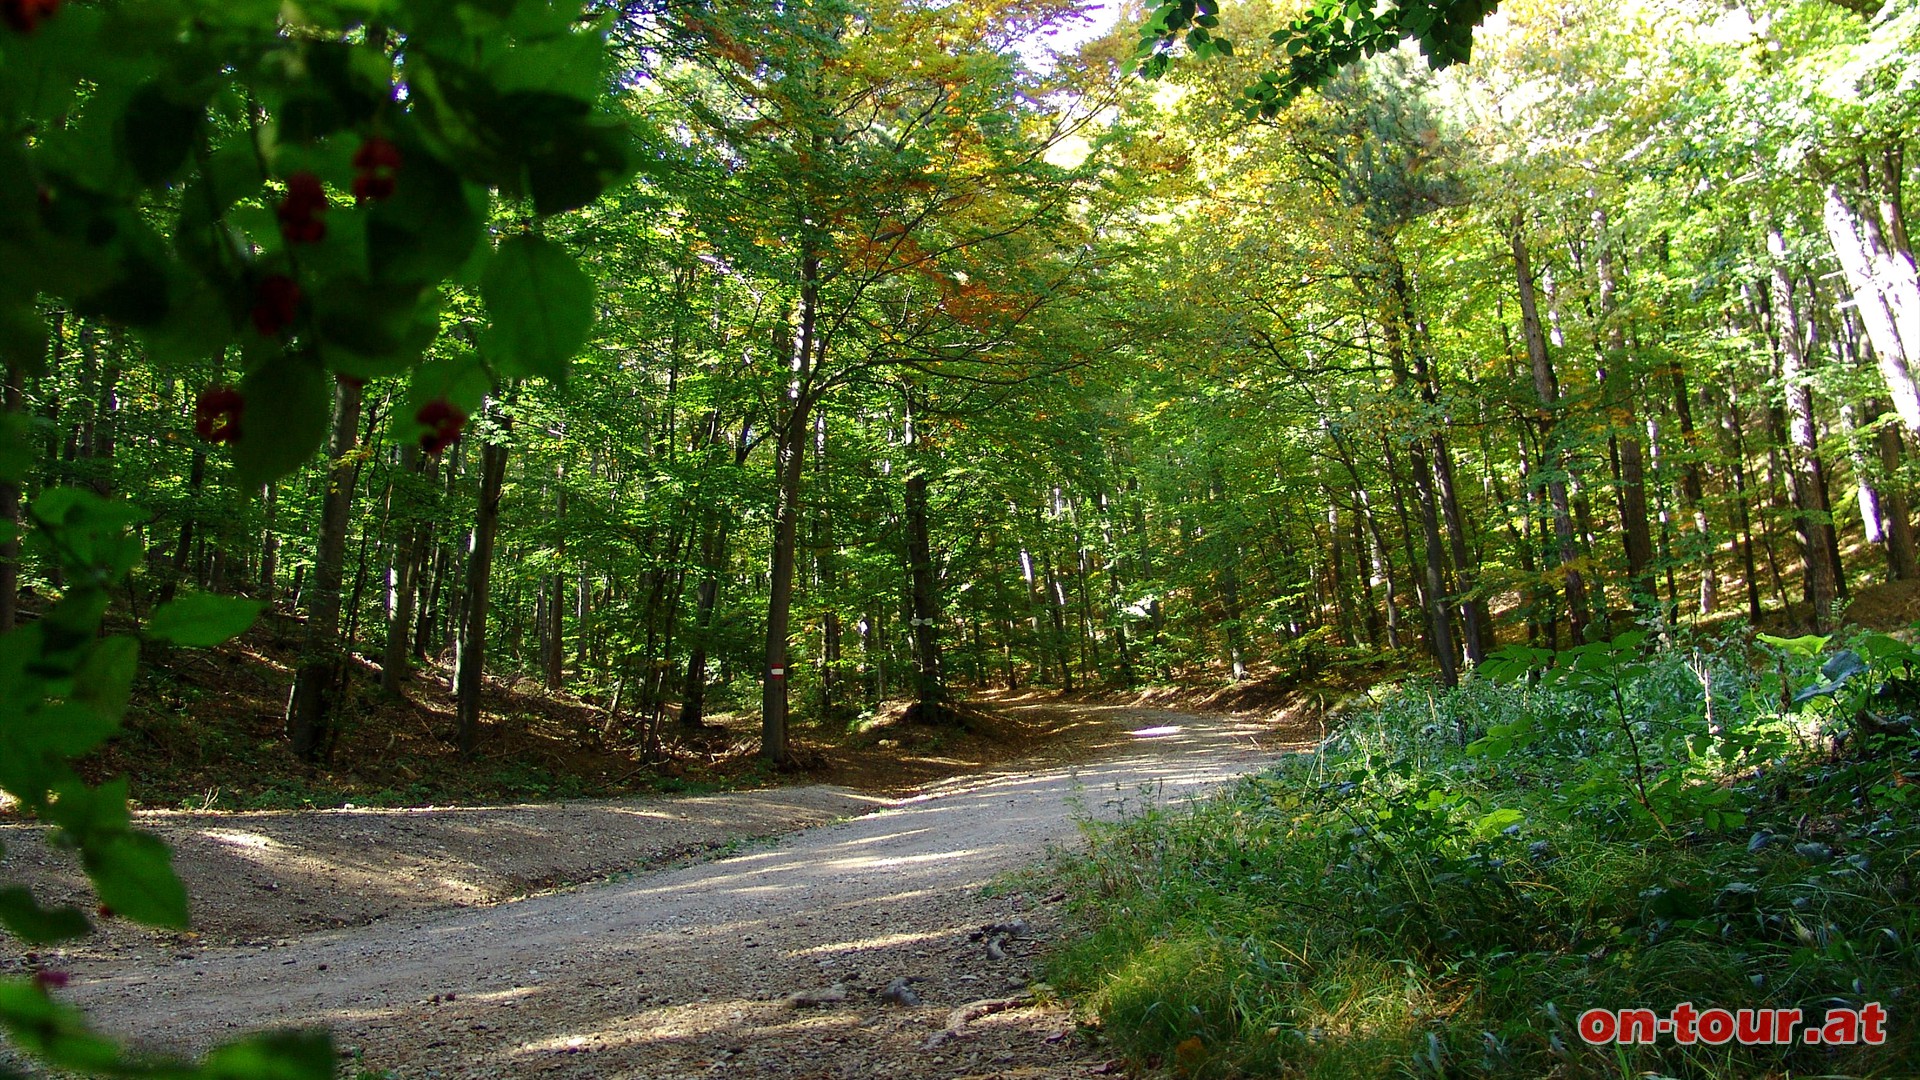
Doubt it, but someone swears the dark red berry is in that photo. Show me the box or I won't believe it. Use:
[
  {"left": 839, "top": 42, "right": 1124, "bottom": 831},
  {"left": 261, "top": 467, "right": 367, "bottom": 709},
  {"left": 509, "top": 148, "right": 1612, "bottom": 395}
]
[
  {"left": 276, "top": 172, "right": 328, "bottom": 244},
  {"left": 194, "top": 386, "right": 244, "bottom": 444},
  {"left": 351, "top": 138, "right": 402, "bottom": 204},
  {"left": 3, "top": 0, "right": 61, "bottom": 32},
  {"left": 251, "top": 275, "right": 302, "bottom": 337},
  {"left": 416, "top": 399, "right": 466, "bottom": 454},
  {"left": 353, "top": 138, "right": 404, "bottom": 171}
]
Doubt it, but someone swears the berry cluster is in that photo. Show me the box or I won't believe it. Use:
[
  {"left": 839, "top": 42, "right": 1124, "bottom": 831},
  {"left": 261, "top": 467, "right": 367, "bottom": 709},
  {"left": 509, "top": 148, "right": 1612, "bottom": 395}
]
[
  {"left": 2, "top": 0, "right": 59, "bottom": 33},
  {"left": 276, "top": 172, "right": 328, "bottom": 244},
  {"left": 416, "top": 399, "right": 466, "bottom": 454},
  {"left": 251, "top": 275, "right": 302, "bottom": 337},
  {"left": 353, "top": 138, "right": 403, "bottom": 203},
  {"left": 194, "top": 387, "right": 244, "bottom": 444}
]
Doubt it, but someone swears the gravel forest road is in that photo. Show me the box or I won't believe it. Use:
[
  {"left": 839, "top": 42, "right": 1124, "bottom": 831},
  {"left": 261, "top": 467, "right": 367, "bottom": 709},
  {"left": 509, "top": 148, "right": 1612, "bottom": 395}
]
[{"left": 52, "top": 699, "right": 1302, "bottom": 1080}]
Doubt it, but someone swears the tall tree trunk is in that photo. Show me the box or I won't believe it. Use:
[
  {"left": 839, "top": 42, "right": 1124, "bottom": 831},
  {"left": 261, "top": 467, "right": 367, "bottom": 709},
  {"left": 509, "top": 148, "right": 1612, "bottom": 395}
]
[
  {"left": 542, "top": 462, "right": 567, "bottom": 692},
  {"left": 1768, "top": 233, "right": 1841, "bottom": 629},
  {"left": 1381, "top": 264, "right": 1457, "bottom": 683},
  {"left": 1667, "top": 361, "right": 1715, "bottom": 614},
  {"left": 813, "top": 412, "right": 841, "bottom": 720},
  {"left": 381, "top": 443, "right": 427, "bottom": 694},
  {"left": 903, "top": 467, "right": 945, "bottom": 719},
  {"left": 1592, "top": 213, "right": 1657, "bottom": 609},
  {"left": 454, "top": 418, "right": 510, "bottom": 755},
  {"left": 1513, "top": 223, "right": 1591, "bottom": 642},
  {"left": 0, "top": 359, "right": 21, "bottom": 632},
  {"left": 1720, "top": 390, "right": 1767, "bottom": 622},
  {"left": 1041, "top": 547, "right": 1075, "bottom": 691},
  {"left": 1825, "top": 178, "right": 1920, "bottom": 435},
  {"left": 680, "top": 520, "right": 728, "bottom": 729},
  {"left": 259, "top": 481, "right": 279, "bottom": 601},
  {"left": 158, "top": 447, "right": 206, "bottom": 605},
  {"left": 285, "top": 377, "right": 364, "bottom": 762},
  {"left": 763, "top": 261, "right": 821, "bottom": 765},
  {"left": 1875, "top": 406, "right": 1920, "bottom": 580},
  {"left": 1430, "top": 433, "right": 1489, "bottom": 662}
]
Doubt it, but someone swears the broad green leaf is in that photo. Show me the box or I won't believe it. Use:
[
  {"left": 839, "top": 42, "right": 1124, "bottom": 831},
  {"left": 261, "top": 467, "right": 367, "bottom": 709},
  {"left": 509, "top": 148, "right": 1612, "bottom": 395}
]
[
  {"left": 146, "top": 593, "right": 266, "bottom": 648},
  {"left": 479, "top": 236, "right": 594, "bottom": 381},
  {"left": 1756, "top": 633, "right": 1830, "bottom": 659},
  {"left": 231, "top": 359, "right": 333, "bottom": 486},
  {"left": 118, "top": 83, "right": 205, "bottom": 186},
  {"left": 70, "top": 636, "right": 138, "bottom": 723},
  {"left": 83, "top": 831, "right": 188, "bottom": 929},
  {"left": 527, "top": 118, "right": 631, "bottom": 217},
  {"left": 199, "top": 1029, "right": 336, "bottom": 1080},
  {"left": 49, "top": 777, "right": 132, "bottom": 841},
  {"left": 0, "top": 979, "right": 122, "bottom": 1070},
  {"left": 0, "top": 888, "right": 91, "bottom": 945},
  {"left": 1472, "top": 807, "right": 1525, "bottom": 838},
  {"left": 24, "top": 702, "right": 121, "bottom": 761}
]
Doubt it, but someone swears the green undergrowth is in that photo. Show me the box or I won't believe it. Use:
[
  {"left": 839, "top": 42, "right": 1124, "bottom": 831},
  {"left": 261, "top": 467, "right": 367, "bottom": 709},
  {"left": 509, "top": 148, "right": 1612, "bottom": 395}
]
[{"left": 1046, "top": 627, "right": 1920, "bottom": 1078}]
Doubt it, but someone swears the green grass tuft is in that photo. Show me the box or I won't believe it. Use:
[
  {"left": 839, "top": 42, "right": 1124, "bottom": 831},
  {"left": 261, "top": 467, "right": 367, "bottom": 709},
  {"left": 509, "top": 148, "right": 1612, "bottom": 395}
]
[{"left": 1045, "top": 629, "right": 1920, "bottom": 1078}]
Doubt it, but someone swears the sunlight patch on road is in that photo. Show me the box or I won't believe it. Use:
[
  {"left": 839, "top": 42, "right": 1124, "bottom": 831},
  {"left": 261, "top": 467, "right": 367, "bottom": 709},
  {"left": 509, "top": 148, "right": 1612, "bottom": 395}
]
[
  {"left": 197, "top": 828, "right": 281, "bottom": 851},
  {"left": 789, "top": 928, "right": 947, "bottom": 956},
  {"left": 827, "top": 848, "right": 979, "bottom": 870},
  {"left": 507, "top": 999, "right": 862, "bottom": 1057},
  {"left": 1127, "top": 725, "right": 1183, "bottom": 738}
]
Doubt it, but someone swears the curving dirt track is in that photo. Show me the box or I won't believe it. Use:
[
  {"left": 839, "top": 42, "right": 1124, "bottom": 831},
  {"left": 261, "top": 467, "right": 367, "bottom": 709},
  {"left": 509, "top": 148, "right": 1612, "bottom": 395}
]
[{"left": 21, "top": 698, "right": 1306, "bottom": 1079}]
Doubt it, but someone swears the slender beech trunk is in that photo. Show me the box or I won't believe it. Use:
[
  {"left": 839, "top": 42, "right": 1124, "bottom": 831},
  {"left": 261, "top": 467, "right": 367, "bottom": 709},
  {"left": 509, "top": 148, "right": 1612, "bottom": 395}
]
[
  {"left": 159, "top": 447, "right": 206, "bottom": 605},
  {"left": 1825, "top": 176, "right": 1920, "bottom": 435},
  {"left": 258, "top": 481, "right": 279, "bottom": 601},
  {"left": 285, "top": 377, "right": 363, "bottom": 762},
  {"left": 544, "top": 464, "right": 567, "bottom": 691},
  {"left": 1720, "top": 390, "right": 1767, "bottom": 622},
  {"left": 1592, "top": 214, "right": 1657, "bottom": 608},
  {"left": 1513, "top": 223, "right": 1591, "bottom": 641},
  {"left": 381, "top": 443, "right": 427, "bottom": 694},
  {"left": 454, "top": 418, "right": 509, "bottom": 755},
  {"left": 763, "top": 258, "right": 821, "bottom": 765},
  {"left": 1380, "top": 271, "right": 1456, "bottom": 683},
  {"left": 813, "top": 412, "right": 841, "bottom": 719},
  {"left": 680, "top": 520, "right": 728, "bottom": 729},
  {"left": 1875, "top": 405, "right": 1920, "bottom": 580},
  {"left": 0, "top": 360, "right": 21, "bottom": 632},
  {"left": 1768, "top": 234, "right": 1841, "bottom": 629},
  {"left": 903, "top": 467, "right": 945, "bottom": 719}
]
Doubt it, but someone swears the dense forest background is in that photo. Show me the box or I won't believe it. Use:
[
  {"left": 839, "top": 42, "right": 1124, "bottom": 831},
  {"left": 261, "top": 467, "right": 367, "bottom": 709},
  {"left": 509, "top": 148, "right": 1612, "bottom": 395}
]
[
  {"left": 9, "top": 0, "right": 1909, "bottom": 764},
  {"left": 4, "top": 0, "right": 1920, "bottom": 1076}
]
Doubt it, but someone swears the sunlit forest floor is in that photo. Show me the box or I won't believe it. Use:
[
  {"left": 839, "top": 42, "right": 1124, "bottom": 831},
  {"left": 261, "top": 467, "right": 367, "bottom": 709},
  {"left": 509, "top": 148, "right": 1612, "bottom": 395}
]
[
  {"left": 59, "top": 603, "right": 1149, "bottom": 812},
  {"left": 68, "top": 573, "right": 1920, "bottom": 817}
]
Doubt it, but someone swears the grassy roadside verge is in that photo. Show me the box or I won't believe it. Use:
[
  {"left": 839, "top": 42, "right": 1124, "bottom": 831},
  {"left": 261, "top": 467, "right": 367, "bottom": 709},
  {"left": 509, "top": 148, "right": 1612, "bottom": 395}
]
[{"left": 1043, "top": 630, "right": 1920, "bottom": 1078}]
